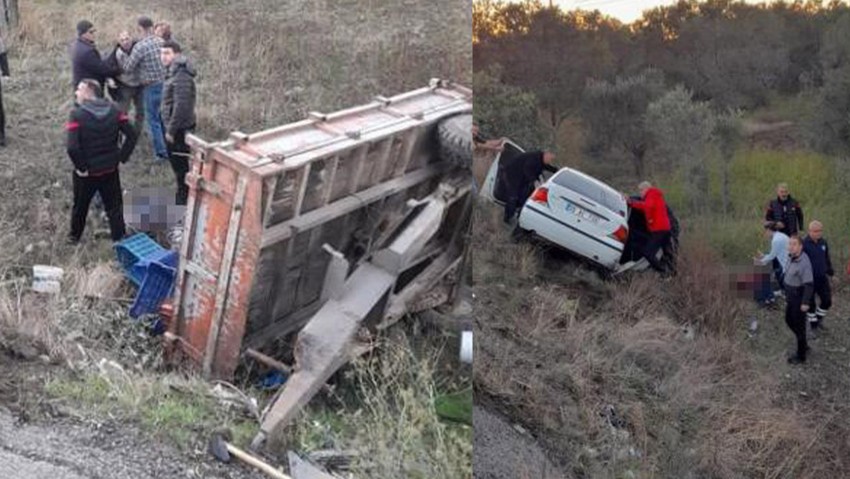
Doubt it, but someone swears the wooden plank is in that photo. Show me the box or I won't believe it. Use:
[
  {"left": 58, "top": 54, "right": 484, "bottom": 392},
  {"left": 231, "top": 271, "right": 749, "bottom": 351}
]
[
  {"left": 245, "top": 348, "right": 293, "bottom": 373},
  {"left": 292, "top": 163, "right": 312, "bottom": 218},
  {"left": 320, "top": 156, "right": 340, "bottom": 207},
  {"left": 171, "top": 143, "right": 207, "bottom": 339},
  {"left": 262, "top": 175, "right": 279, "bottom": 227},
  {"left": 203, "top": 175, "right": 249, "bottom": 377},
  {"left": 260, "top": 164, "right": 444, "bottom": 249},
  {"left": 347, "top": 145, "right": 370, "bottom": 195}
]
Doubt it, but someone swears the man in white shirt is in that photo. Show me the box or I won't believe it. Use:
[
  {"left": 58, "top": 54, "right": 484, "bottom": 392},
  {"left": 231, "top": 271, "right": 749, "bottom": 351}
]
[{"left": 754, "top": 222, "right": 790, "bottom": 300}]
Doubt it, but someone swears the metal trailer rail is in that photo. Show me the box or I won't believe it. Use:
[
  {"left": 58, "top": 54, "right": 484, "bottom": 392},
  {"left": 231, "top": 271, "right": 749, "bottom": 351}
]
[{"left": 167, "top": 79, "right": 472, "bottom": 385}]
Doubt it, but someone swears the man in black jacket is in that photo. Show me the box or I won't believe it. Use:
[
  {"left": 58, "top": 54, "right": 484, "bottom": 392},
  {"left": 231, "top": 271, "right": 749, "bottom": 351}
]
[
  {"left": 498, "top": 150, "right": 557, "bottom": 224},
  {"left": 160, "top": 41, "right": 196, "bottom": 205},
  {"left": 0, "top": 31, "right": 10, "bottom": 146},
  {"left": 66, "top": 79, "right": 137, "bottom": 243},
  {"left": 70, "top": 20, "right": 119, "bottom": 89},
  {"left": 764, "top": 183, "right": 804, "bottom": 237},
  {"left": 802, "top": 221, "right": 834, "bottom": 332}
]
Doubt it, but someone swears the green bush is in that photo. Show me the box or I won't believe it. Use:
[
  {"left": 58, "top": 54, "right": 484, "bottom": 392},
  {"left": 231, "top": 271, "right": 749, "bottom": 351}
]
[{"left": 662, "top": 148, "right": 849, "bottom": 264}]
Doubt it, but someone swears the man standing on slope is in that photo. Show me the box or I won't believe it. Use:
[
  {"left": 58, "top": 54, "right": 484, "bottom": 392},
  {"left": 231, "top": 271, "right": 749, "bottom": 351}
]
[
  {"left": 70, "top": 20, "right": 119, "bottom": 90},
  {"left": 784, "top": 235, "right": 814, "bottom": 365},
  {"left": 160, "top": 40, "right": 196, "bottom": 206},
  {"left": 765, "top": 183, "right": 804, "bottom": 237},
  {"left": 627, "top": 181, "right": 672, "bottom": 275},
  {"left": 121, "top": 16, "right": 167, "bottom": 161},
  {"left": 0, "top": 29, "right": 10, "bottom": 146},
  {"left": 754, "top": 222, "right": 790, "bottom": 299},
  {"left": 65, "top": 79, "right": 137, "bottom": 244},
  {"left": 498, "top": 149, "right": 557, "bottom": 225},
  {"left": 802, "top": 220, "right": 834, "bottom": 333}
]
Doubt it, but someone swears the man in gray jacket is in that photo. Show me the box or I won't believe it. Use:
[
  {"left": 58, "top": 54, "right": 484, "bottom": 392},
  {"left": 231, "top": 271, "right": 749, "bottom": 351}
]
[
  {"left": 784, "top": 235, "right": 814, "bottom": 364},
  {"left": 160, "top": 40, "right": 196, "bottom": 205}
]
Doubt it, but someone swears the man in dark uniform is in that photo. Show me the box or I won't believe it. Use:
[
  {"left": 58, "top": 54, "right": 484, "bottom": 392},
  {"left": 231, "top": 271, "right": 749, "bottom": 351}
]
[
  {"left": 65, "top": 79, "right": 137, "bottom": 243},
  {"left": 764, "top": 183, "right": 804, "bottom": 237},
  {"left": 802, "top": 220, "right": 834, "bottom": 332},
  {"left": 498, "top": 150, "right": 557, "bottom": 224}
]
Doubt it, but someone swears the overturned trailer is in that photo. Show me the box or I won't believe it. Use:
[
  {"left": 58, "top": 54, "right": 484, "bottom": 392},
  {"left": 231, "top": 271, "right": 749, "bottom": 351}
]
[{"left": 164, "top": 79, "right": 472, "bottom": 445}]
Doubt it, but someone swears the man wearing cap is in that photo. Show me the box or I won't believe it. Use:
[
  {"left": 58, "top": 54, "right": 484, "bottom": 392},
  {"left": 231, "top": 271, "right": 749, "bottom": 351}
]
[
  {"left": 121, "top": 16, "right": 168, "bottom": 161},
  {"left": 70, "top": 20, "right": 119, "bottom": 89}
]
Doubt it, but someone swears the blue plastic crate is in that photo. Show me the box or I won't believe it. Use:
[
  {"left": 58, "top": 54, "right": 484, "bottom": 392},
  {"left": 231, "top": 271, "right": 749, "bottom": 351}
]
[
  {"left": 114, "top": 233, "right": 172, "bottom": 286},
  {"left": 129, "top": 260, "right": 177, "bottom": 318},
  {"left": 130, "top": 249, "right": 178, "bottom": 287}
]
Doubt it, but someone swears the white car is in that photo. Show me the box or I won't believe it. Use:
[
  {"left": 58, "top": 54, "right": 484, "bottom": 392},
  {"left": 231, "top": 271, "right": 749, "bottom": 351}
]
[{"left": 482, "top": 140, "right": 660, "bottom": 273}]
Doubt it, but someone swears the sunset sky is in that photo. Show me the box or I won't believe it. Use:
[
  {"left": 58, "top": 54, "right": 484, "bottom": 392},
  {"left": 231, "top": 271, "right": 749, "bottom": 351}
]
[{"left": 550, "top": 0, "right": 784, "bottom": 23}]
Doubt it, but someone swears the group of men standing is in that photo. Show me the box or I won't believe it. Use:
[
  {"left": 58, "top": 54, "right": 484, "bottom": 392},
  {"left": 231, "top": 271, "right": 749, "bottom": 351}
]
[
  {"left": 755, "top": 183, "right": 833, "bottom": 365},
  {"left": 66, "top": 16, "right": 196, "bottom": 244}
]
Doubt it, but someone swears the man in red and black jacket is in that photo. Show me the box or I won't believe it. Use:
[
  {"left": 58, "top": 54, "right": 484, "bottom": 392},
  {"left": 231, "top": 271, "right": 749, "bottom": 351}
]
[
  {"left": 627, "top": 181, "right": 672, "bottom": 274},
  {"left": 66, "top": 79, "right": 137, "bottom": 244},
  {"left": 765, "top": 183, "right": 803, "bottom": 237}
]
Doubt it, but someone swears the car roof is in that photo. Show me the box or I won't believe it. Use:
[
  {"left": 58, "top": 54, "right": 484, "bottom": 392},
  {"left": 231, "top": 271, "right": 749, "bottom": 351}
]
[{"left": 551, "top": 167, "right": 623, "bottom": 198}]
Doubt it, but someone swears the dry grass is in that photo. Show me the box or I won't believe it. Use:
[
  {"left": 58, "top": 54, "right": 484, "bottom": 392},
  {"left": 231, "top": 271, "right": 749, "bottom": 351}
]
[
  {"left": 473, "top": 197, "right": 850, "bottom": 478},
  {"left": 290, "top": 337, "right": 472, "bottom": 478},
  {"left": 666, "top": 238, "right": 742, "bottom": 336}
]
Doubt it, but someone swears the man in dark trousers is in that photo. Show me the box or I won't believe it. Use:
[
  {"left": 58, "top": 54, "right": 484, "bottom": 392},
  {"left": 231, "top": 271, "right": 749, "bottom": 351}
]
[
  {"left": 0, "top": 31, "right": 10, "bottom": 146},
  {"left": 160, "top": 40, "right": 196, "bottom": 206},
  {"left": 802, "top": 220, "right": 834, "bottom": 332},
  {"left": 498, "top": 150, "right": 557, "bottom": 224},
  {"left": 627, "top": 181, "right": 672, "bottom": 275},
  {"left": 65, "top": 79, "right": 137, "bottom": 244},
  {"left": 765, "top": 183, "right": 804, "bottom": 237},
  {"left": 70, "top": 20, "right": 119, "bottom": 89},
  {"left": 784, "top": 235, "right": 814, "bottom": 364}
]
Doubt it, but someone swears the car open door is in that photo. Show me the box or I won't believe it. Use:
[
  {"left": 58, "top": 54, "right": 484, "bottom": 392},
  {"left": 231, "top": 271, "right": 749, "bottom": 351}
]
[{"left": 481, "top": 139, "right": 524, "bottom": 204}]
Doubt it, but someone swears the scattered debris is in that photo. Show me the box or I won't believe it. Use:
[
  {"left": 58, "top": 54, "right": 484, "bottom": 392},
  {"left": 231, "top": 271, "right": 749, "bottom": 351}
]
[
  {"left": 288, "top": 451, "right": 337, "bottom": 479},
  {"left": 32, "top": 265, "right": 63, "bottom": 294},
  {"left": 210, "top": 381, "right": 260, "bottom": 420},
  {"left": 460, "top": 330, "right": 472, "bottom": 364},
  {"left": 208, "top": 430, "right": 291, "bottom": 479}
]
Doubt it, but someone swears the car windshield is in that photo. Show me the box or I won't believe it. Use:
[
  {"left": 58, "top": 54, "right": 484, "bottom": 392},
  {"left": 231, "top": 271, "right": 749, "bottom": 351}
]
[{"left": 552, "top": 170, "right": 624, "bottom": 214}]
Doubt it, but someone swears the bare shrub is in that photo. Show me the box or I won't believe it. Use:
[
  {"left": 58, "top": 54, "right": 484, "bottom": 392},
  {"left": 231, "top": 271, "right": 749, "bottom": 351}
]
[
  {"left": 609, "top": 275, "right": 663, "bottom": 325},
  {"left": 667, "top": 239, "right": 741, "bottom": 336}
]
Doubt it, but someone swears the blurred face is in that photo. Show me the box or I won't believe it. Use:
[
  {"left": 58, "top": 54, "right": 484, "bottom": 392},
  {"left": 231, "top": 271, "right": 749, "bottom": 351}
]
[
  {"left": 81, "top": 27, "right": 96, "bottom": 42},
  {"left": 75, "top": 82, "right": 92, "bottom": 104},
  {"left": 543, "top": 152, "right": 555, "bottom": 164},
  {"left": 161, "top": 47, "right": 176, "bottom": 67},
  {"left": 809, "top": 223, "right": 823, "bottom": 241},
  {"left": 639, "top": 185, "right": 650, "bottom": 197},
  {"left": 777, "top": 186, "right": 789, "bottom": 200},
  {"left": 118, "top": 32, "right": 132, "bottom": 50},
  {"left": 472, "top": 124, "right": 479, "bottom": 136},
  {"left": 789, "top": 237, "right": 803, "bottom": 256}
]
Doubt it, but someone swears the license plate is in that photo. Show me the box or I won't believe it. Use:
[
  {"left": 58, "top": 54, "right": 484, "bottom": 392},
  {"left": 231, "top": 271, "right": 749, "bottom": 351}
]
[{"left": 565, "top": 203, "right": 601, "bottom": 224}]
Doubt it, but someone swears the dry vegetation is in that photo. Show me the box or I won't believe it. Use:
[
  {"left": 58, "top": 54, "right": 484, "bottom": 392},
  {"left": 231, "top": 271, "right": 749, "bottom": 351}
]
[
  {"left": 0, "top": 0, "right": 471, "bottom": 476},
  {"left": 473, "top": 198, "right": 850, "bottom": 478}
]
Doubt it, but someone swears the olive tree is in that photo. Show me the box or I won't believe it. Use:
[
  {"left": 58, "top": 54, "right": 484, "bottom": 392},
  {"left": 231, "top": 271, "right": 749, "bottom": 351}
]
[
  {"left": 645, "top": 85, "right": 717, "bottom": 213},
  {"left": 582, "top": 69, "right": 666, "bottom": 177}
]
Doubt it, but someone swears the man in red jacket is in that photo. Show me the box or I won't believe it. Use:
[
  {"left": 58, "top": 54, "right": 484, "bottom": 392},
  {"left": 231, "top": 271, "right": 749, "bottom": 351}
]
[{"left": 628, "top": 181, "right": 672, "bottom": 274}]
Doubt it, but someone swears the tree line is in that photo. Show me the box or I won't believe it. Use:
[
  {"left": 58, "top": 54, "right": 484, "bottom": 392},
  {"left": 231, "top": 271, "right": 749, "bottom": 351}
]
[{"left": 474, "top": 0, "right": 850, "bottom": 213}]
